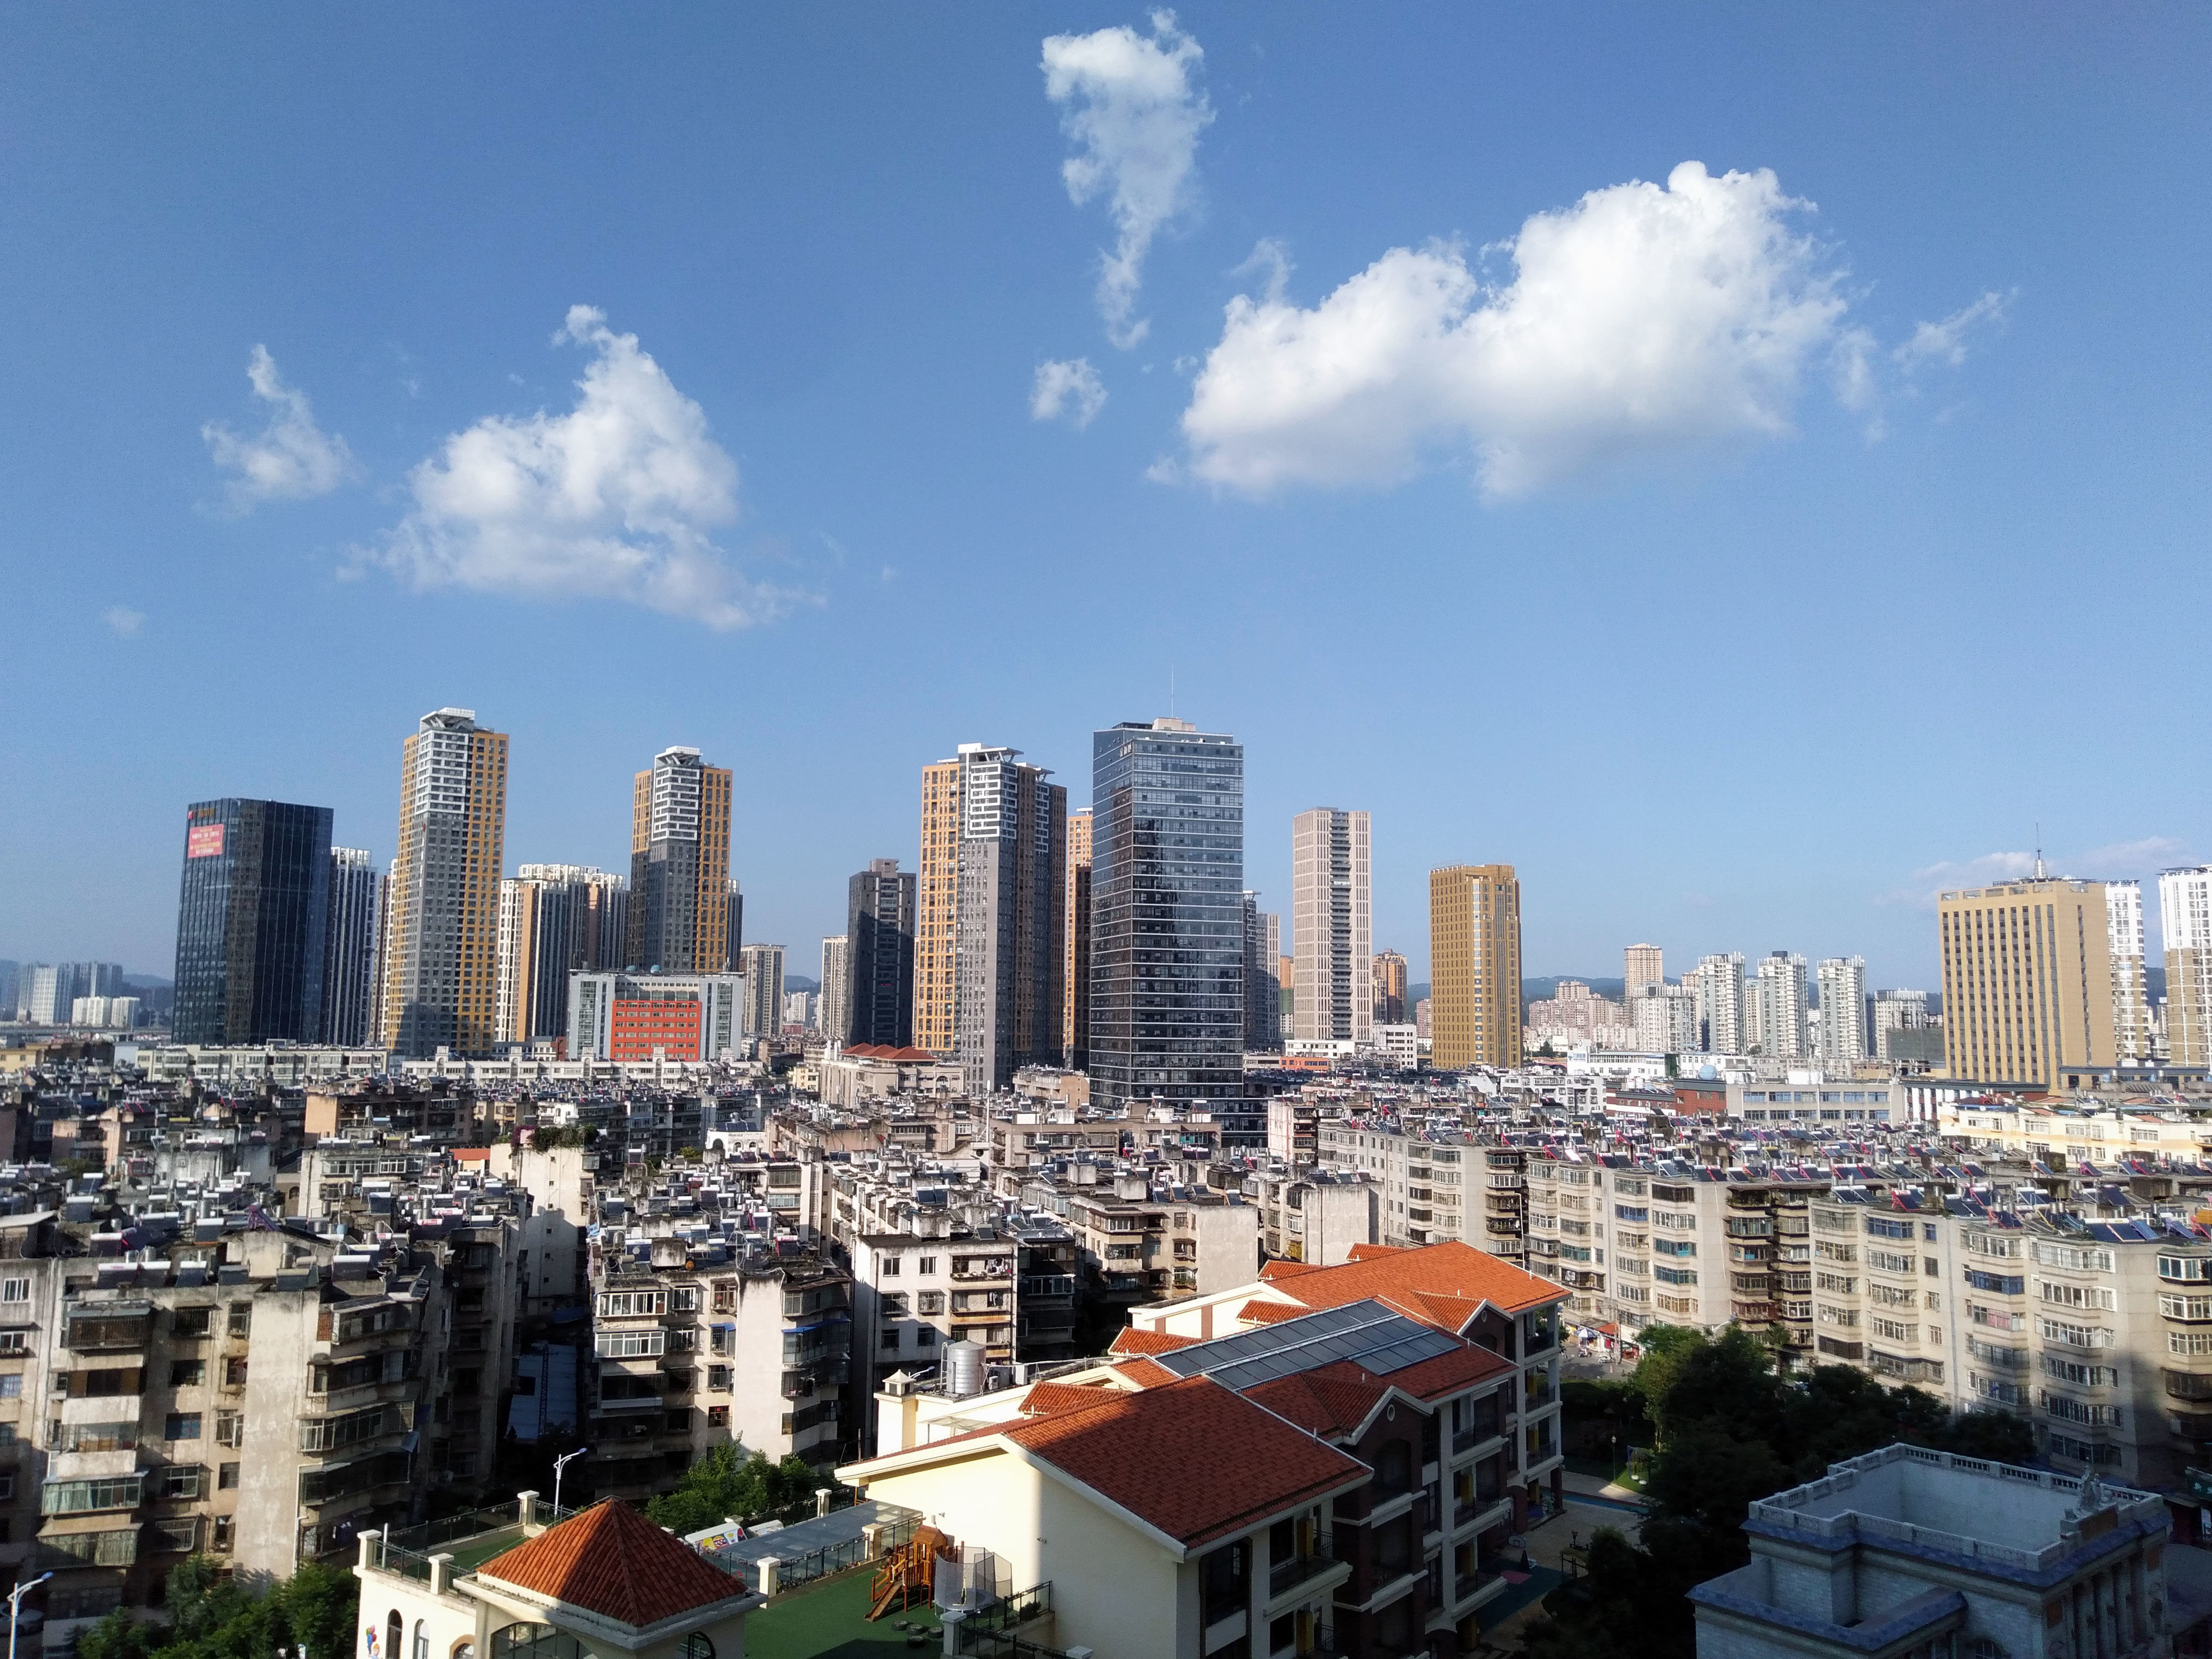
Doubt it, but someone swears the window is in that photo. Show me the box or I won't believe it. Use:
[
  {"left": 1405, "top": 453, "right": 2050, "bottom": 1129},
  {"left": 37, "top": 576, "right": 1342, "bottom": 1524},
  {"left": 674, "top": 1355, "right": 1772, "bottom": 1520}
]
[
  {"left": 227, "top": 1305, "right": 250, "bottom": 1338},
  {"left": 593, "top": 1291, "right": 669, "bottom": 1319},
  {"left": 2035, "top": 1243, "right": 2115, "bottom": 1273},
  {"left": 211, "top": 1517, "right": 233, "bottom": 1552},
  {"left": 172, "top": 1307, "right": 213, "bottom": 1338},
  {"left": 707, "top": 1407, "right": 728, "bottom": 1428},
  {"left": 881, "top": 1258, "right": 901, "bottom": 1276},
  {"left": 1965, "top": 1270, "right": 2025, "bottom": 1295},
  {"left": 2040, "top": 1319, "right": 2114, "bottom": 1349},
  {"left": 160, "top": 1466, "right": 203, "bottom": 1500},
  {"left": 2039, "top": 1281, "right": 2114, "bottom": 1311},
  {"left": 680, "top": 1638, "right": 714, "bottom": 1659},
  {"left": 1198, "top": 1538, "right": 1250, "bottom": 1628},
  {"left": 708, "top": 1366, "right": 731, "bottom": 1391},
  {"left": 2161, "top": 1295, "right": 2212, "bottom": 1322},
  {"left": 219, "top": 1463, "right": 239, "bottom": 1490},
  {"left": 918, "top": 1292, "right": 945, "bottom": 1315},
  {"left": 416, "top": 1622, "right": 429, "bottom": 1659},
  {"left": 165, "top": 1413, "right": 203, "bottom": 1441},
  {"left": 672, "top": 1287, "right": 700, "bottom": 1312},
  {"left": 41, "top": 1475, "right": 145, "bottom": 1514},
  {"left": 216, "top": 1411, "right": 244, "bottom": 1447},
  {"left": 490, "top": 1625, "right": 583, "bottom": 1659},
  {"left": 917, "top": 1258, "right": 937, "bottom": 1275},
  {"left": 171, "top": 1360, "right": 205, "bottom": 1387},
  {"left": 0, "top": 1280, "right": 28, "bottom": 1303},
  {"left": 1865, "top": 1217, "right": 1915, "bottom": 1240},
  {"left": 916, "top": 1326, "right": 936, "bottom": 1347},
  {"left": 594, "top": 1330, "right": 667, "bottom": 1359},
  {"left": 2161, "top": 1256, "right": 2212, "bottom": 1282},
  {"left": 0, "top": 1376, "right": 20, "bottom": 1401},
  {"left": 2042, "top": 1356, "right": 2117, "bottom": 1388}
]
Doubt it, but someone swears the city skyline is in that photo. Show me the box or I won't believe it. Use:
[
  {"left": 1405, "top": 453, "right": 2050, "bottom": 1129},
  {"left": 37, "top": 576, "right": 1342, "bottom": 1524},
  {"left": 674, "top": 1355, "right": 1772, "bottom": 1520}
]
[{"left": 5, "top": 10, "right": 2207, "bottom": 997}]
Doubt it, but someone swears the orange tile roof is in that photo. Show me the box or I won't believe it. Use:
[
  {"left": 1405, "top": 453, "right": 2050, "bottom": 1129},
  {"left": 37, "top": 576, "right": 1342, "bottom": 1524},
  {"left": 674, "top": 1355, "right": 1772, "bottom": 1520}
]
[
  {"left": 1021, "top": 1379, "right": 1122, "bottom": 1415},
  {"left": 1344, "top": 1243, "right": 1407, "bottom": 1262},
  {"left": 1108, "top": 1356, "right": 1182, "bottom": 1388},
  {"left": 1259, "top": 1259, "right": 1322, "bottom": 1281},
  {"left": 1236, "top": 1299, "right": 1302, "bottom": 1325},
  {"left": 1244, "top": 1370, "right": 1387, "bottom": 1439},
  {"left": 476, "top": 1500, "right": 750, "bottom": 1626},
  {"left": 1259, "top": 1240, "right": 1564, "bottom": 1325},
  {"left": 1003, "top": 1375, "right": 1366, "bottom": 1548},
  {"left": 1108, "top": 1327, "right": 1200, "bottom": 1356}
]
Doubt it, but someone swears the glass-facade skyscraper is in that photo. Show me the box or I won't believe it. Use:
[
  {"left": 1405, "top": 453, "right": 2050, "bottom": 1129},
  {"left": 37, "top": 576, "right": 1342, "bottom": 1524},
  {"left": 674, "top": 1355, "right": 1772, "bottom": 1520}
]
[
  {"left": 173, "top": 798, "right": 334, "bottom": 1045},
  {"left": 1088, "top": 717, "right": 1255, "bottom": 1139}
]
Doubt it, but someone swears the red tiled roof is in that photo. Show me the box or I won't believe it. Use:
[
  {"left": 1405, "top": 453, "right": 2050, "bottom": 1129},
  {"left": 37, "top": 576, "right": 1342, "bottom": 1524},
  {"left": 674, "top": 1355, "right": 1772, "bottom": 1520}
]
[
  {"left": 1021, "top": 1380, "right": 1122, "bottom": 1415},
  {"left": 1109, "top": 1356, "right": 1182, "bottom": 1388},
  {"left": 1244, "top": 1370, "right": 1386, "bottom": 1440},
  {"left": 1259, "top": 1259, "right": 1322, "bottom": 1281},
  {"left": 1003, "top": 1375, "right": 1365, "bottom": 1548},
  {"left": 476, "top": 1500, "right": 750, "bottom": 1626},
  {"left": 1258, "top": 1240, "right": 1564, "bottom": 1324},
  {"left": 1344, "top": 1243, "right": 1407, "bottom": 1262},
  {"left": 1108, "top": 1327, "right": 1200, "bottom": 1356},
  {"left": 1312, "top": 1344, "right": 1512, "bottom": 1403}
]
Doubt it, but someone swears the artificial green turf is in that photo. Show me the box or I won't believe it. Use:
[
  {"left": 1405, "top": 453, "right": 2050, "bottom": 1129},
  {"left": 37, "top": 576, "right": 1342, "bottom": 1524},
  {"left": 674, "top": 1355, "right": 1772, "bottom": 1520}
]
[{"left": 742, "top": 1569, "right": 945, "bottom": 1659}]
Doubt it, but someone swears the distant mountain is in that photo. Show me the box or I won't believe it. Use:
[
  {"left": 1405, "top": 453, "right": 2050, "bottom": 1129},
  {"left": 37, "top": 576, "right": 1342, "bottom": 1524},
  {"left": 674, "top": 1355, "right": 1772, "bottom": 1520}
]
[{"left": 784, "top": 975, "right": 819, "bottom": 994}]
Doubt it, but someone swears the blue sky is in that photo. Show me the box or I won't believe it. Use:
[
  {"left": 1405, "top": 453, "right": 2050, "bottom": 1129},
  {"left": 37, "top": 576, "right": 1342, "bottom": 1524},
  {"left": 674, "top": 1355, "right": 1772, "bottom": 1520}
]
[{"left": 3, "top": 5, "right": 2207, "bottom": 990}]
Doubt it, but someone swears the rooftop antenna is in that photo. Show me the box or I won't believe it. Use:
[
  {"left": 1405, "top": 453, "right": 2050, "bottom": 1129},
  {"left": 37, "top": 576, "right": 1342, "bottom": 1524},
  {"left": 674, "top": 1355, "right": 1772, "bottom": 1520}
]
[{"left": 2034, "top": 822, "right": 2046, "bottom": 880}]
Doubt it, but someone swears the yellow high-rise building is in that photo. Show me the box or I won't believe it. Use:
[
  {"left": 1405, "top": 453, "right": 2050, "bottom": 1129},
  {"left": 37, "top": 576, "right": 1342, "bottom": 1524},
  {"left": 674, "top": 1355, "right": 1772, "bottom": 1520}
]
[
  {"left": 1065, "top": 808, "right": 1092, "bottom": 1065},
  {"left": 915, "top": 758, "right": 962, "bottom": 1054},
  {"left": 625, "top": 746, "right": 732, "bottom": 974},
  {"left": 1937, "top": 877, "right": 2118, "bottom": 1088},
  {"left": 379, "top": 708, "right": 508, "bottom": 1058},
  {"left": 1429, "top": 865, "right": 1522, "bottom": 1070}
]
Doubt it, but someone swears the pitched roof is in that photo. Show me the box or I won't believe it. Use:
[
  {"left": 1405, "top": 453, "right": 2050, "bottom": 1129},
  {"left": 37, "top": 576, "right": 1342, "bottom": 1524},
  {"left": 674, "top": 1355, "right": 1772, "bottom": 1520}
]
[
  {"left": 1254, "top": 1240, "right": 1564, "bottom": 1325},
  {"left": 1108, "top": 1327, "right": 1200, "bottom": 1356},
  {"left": 1236, "top": 1298, "right": 1302, "bottom": 1325},
  {"left": 476, "top": 1500, "right": 751, "bottom": 1626},
  {"left": 1243, "top": 1370, "right": 1387, "bottom": 1439},
  {"left": 1002, "top": 1375, "right": 1365, "bottom": 1548},
  {"left": 1021, "top": 1379, "right": 1125, "bottom": 1415}
]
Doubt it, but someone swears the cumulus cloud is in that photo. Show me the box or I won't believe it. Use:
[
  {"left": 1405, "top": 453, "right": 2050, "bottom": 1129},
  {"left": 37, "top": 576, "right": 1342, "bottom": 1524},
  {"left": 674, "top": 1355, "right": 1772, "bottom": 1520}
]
[
  {"left": 1031, "top": 358, "right": 1108, "bottom": 428},
  {"left": 1043, "top": 10, "right": 1212, "bottom": 348},
  {"left": 1880, "top": 836, "right": 2189, "bottom": 910},
  {"left": 102, "top": 606, "right": 146, "bottom": 638},
  {"left": 376, "top": 307, "right": 779, "bottom": 631},
  {"left": 1177, "top": 162, "right": 1857, "bottom": 497},
  {"left": 202, "top": 346, "right": 359, "bottom": 510},
  {"left": 1896, "top": 289, "right": 2013, "bottom": 370}
]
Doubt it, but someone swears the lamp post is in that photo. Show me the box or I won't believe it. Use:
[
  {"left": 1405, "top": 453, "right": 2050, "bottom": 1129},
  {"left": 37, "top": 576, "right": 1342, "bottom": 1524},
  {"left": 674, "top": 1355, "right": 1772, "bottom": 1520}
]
[
  {"left": 9, "top": 1570, "right": 52, "bottom": 1659},
  {"left": 553, "top": 1448, "right": 587, "bottom": 1516}
]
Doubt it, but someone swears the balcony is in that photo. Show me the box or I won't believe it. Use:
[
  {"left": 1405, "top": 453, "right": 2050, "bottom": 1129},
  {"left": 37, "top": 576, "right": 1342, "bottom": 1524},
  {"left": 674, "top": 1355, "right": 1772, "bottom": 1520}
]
[{"left": 1268, "top": 1534, "right": 1337, "bottom": 1596}]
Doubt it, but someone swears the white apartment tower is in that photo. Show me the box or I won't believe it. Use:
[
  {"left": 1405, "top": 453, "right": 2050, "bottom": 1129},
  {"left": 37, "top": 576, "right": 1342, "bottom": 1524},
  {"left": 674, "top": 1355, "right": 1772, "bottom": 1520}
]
[
  {"left": 1755, "top": 951, "right": 1811, "bottom": 1059},
  {"left": 1292, "top": 807, "right": 1372, "bottom": 1045},
  {"left": 819, "top": 935, "right": 851, "bottom": 1047},
  {"left": 1816, "top": 956, "right": 1867, "bottom": 1067},
  {"left": 2161, "top": 867, "right": 2212, "bottom": 1067},
  {"left": 2107, "top": 879, "right": 2152, "bottom": 1062},
  {"left": 1696, "top": 953, "right": 1747, "bottom": 1053}
]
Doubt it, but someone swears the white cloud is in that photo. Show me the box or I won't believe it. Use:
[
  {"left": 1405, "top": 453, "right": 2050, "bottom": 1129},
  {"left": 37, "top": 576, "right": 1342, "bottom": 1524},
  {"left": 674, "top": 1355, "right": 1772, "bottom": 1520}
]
[
  {"left": 2078, "top": 835, "right": 2189, "bottom": 878},
  {"left": 1031, "top": 358, "right": 1108, "bottom": 428},
  {"left": 1042, "top": 10, "right": 1212, "bottom": 348},
  {"left": 377, "top": 307, "right": 779, "bottom": 631},
  {"left": 1880, "top": 850, "right": 2036, "bottom": 910},
  {"left": 202, "top": 346, "right": 359, "bottom": 510},
  {"left": 1880, "top": 836, "right": 2189, "bottom": 910},
  {"left": 1178, "top": 161, "right": 1856, "bottom": 497},
  {"left": 1896, "top": 289, "right": 2013, "bottom": 370},
  {"left": 102, "top": 606, "right": 145, "bottom": 638}
]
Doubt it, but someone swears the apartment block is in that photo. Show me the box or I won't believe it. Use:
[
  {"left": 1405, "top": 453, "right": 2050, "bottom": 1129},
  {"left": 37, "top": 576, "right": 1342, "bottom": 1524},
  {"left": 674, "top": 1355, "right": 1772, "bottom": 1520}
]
[
  {"left": 173, "top": 798, "right": 334, "bottom": 1046},
  {"left": 1065, "top": 807, "right": 1092, "bottom": 1068},
  {"left": 380, "top": 709, "right": 508, "bottom": 1058},
  {"left": 845, "top": 857, "right": 915, "bottom": 1047},
  {"left": 494, "top": 864, "right": 626, "bottom": 1046},
  {"left": 566, "top": 970, "right": 743, "bottom": 1062},
  {"left": 1293, "top": 808, "right": 1373, "bottom": 1048},
  {"left": 1248, "top": 1167, "right": 1379, "bottom": 1266},
  {"left": 626, "top": 746, "right": 733, "bottom": 975},
  {"left": 1316, "top": 1123, "right": 1485, "bottom": 1251},
  {"left": 1939, "top": 876, "right": 2120, "bottom": 1087},
  {"left": 1428, "top": 866, "right": 1521, "bottom": 1070}
]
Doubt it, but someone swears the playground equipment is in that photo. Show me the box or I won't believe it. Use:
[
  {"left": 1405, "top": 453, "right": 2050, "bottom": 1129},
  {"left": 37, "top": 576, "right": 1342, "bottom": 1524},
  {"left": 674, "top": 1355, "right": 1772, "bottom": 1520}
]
[{"left": 869, "top": 1525, "right": 955, "bottom": 1621}]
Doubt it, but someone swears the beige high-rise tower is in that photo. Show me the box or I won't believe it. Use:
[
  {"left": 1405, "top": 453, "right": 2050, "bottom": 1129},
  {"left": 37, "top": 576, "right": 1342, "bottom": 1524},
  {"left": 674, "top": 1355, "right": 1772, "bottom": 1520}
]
[
  {"left": 1292, "top": 808, "right": 1372, "bottom": 1045},
  {"left": 626, "top": 747, "right": 732, "bottom": 974},
  {"left": 2159, "top": 868, "right": 2212, "bottom": 1067},
  {"left": 379, "top": 708, "right": 508, "bottom": 1058},
  {"left": 1429, "top": 864, "right": 1522, "bottom": 1070},
  {"left": 1938, "top": 875, "right": 2119, "bottom": 1087},
  {"left": 1065, "top": 808, "right": 1092, "bottom": 1066},
  {"left": 1624, "top": 943, "right": 1663, "bottom": 1000}
]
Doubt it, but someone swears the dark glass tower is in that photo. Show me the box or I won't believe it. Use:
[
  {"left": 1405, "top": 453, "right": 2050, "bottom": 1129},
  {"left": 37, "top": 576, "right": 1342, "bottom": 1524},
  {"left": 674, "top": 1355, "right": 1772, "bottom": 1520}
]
[
  {"left": 1088, "top": 718, "right": 1254, "bottom": 1138},
  {"left": 846, "top": 859, "right": 917, "bottom": 1047},
  {"left": 173, "top": 799, "right": 334, "bottom": 1045}
]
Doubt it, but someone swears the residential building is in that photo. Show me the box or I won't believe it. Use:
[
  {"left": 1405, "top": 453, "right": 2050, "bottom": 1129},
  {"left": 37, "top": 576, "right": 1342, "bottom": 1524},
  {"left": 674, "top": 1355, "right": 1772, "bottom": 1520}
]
[
  {"left": 846, "top": 857, "right": 916, "bottom": 1048},
  {"left": 739, "top": 943, "right": 784, "bottom": 1045},
  {"left": 818, "top": 935, "right": 851, "bottom": 1046},
  {"left": 725, "top": 877, "right": 743, "bottom": 963},
  {"left": 1429, "top": 865, "right": 1522, "bottom": 1070},
  {"left": 1089, "top": 718, "right": 1249, "bottom": 1131},
  {"left": 1317, "top": 1123, "right": 1487, "bottom": 1250},
  {"left": 1941, "top": 877, "right": 2121, "bottom": 1086},
  {"left": 817, "top": 1044, "right": 963, "bottom": 1108},
  {"left": 1817, "top": 955, "right": 1867, "bottom": 1067},
  {"left": 494, "top": 864, "right": 625, "bottom": 1047},
  {"left": 320, "top": 847, "right": 381, "bottom": 1047},
  {"left": 1754, "top": 951, "right": 1811, "bottom": 1060},
  {"left": 1690, "top": 1444, "right": 2171, "bottom": 1659},
  {"left": 626, "top": 746, "right": 732, "bottom": 974},
  {"left": 1872, "top": 988, "right": 1930, "bottom": 1060},
  {"left": 379, "top": 708, "right": 509, "bottom": 1058},
  {"left": 2164, "top": 867, "right": 2212, "bottom": 1069},
  {"left": 566, "top": 971, "right": 745, "bottom": 1062},
  {"left": 1696, "top": 953, "right": 1748, "bottom": 1054},
  {"left": 1243, "top": 893, "right": 1282, "bottom": 1052},
  {"left": 1066, "top": 806, "right": 1092, "bottom": 1069},
  {"left": 1526, "top": 980, "right": 1632, "bottom": 1052},
  {"left": 1372, "top": 949, "right": 1409, "bottom": 1026},
  {"left": 1631, "top": 982, "right": 1700, "bottom": 1055},
  {"left": 916, "top": 746, "right": 1066, "bottom": 1091},
  {"left": 2109, "top": 879, "right": 2152, "bottom": 1062},
  {"left": 1249, "top": 1167, "right": 1378, "bottom": 1265},
  {"left": 173, "top": 798, "right": 334, "bottom": 1046},
  {"left": 1293, "top": 807, "right": 1373, "bottom": 1048},
  {"left": 1624, "top": 942, "right": 1664, "bottom": 999}
]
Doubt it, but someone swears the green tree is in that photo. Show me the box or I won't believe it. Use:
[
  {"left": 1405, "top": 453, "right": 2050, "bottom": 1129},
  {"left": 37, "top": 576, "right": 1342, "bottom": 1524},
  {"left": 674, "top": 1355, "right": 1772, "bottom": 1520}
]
[
  {"left": 75, "top": 1612, "right": 157, "bottom": 1659},
  {"left": 644, "top": 1443, "right": 823, "bottom": 1534},
  {"left": 275, "top": 1560, "right": 361, "bottom": 1659}
]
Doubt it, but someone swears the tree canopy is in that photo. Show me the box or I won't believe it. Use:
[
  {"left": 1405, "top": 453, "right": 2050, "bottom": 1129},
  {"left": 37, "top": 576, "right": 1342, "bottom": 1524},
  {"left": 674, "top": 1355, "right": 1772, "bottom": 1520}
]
[
  {"left": 642, "top": 1443, "right": 824, "bottom": 1536},
  {"left": 75, "top": 1556, "right": 359, "bottom": 1659}
]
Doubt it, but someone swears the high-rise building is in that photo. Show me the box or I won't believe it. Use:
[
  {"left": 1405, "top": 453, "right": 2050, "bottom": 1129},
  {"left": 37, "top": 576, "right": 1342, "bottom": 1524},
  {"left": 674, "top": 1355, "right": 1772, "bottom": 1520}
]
[
  {"left": 320, "top": 847, "right": 382, "bottom": 1046},
  {"left": 1871, "top": 988, "right": 1930, "bottom": 1059},
  {"left": 1624, "top": 943, "right": 1663, "bottom": 1000},
  {"left": 819, "top": 936, "right": 851, "bottom": 1046},
  {"left": 1428, "top": 864, "right": 1521, "bottom": 1070},
  {"left": 726, "top": 879, "right": 743, "bottom": 965},
  {"left": 0, "top": 963, "right": 15, "bottom": 1023},
  {"left": 379, "top": 708, "right": 509, "bottom": 1059},
  {"left": 1242, "top": 893, "right": 1281, "bottom": 1051},
  {"left": 568, "top": 970, "right": 744, "bottom": 1061},
  {"left": 1754, "top": 951, "right": 1810, "bottom": 1059},
  {"left": 1695, "top": 954, "right": 1747, "bottom": 1053},
  {"left": 740, "top": 942, "right": 784, "bottom": 1045},
  {"left": 495, "top": 864, "right": 626, "bottom": 1046},
  {"left": 2159, "top": 867, "right": 2212, "bottom": 1068},
  {"left": 1371, "top": 949, "right": 1409, "bottom": 1026},
  {"left": 173, "top": 798, "right": 334, "bottom": 1046},
  {"left": 1815, "top": 956, "right": 1867, "bottom": 1067},
  {"left": 1089, "top": 718, "right": 1246, "bottom": 1120},
  {"left": 1630, "top": 982, "right": 1700, "bottom": 1054},
  {"left": 846, "top": 858, "right": 917, "bottom": 1047},
  {"left": 1939, "top": 876, "right": 2119, "bottom": 1087},
  {"left": 922, "top": 744, "right": 1066, "bottom": 1094},
  {"left": 1064, "top": 808, "right": 1093, "bottom": 1069},
  {"left": 626, "top": 747, "right": 732, "bottom": 974},
  {"left": 1291, "top": 808, "right": 1372, "bottom": 1046},
  {"left": 2107, "top": 879, "right": 2152, "bottom": 1062}
]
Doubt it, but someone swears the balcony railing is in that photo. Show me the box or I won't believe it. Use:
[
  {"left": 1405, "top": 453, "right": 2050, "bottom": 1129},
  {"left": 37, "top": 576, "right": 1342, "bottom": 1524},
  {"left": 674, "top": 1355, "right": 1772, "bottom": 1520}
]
[{"left": 1268, "top": 1534, "right": 1337, "bottom": 1596}]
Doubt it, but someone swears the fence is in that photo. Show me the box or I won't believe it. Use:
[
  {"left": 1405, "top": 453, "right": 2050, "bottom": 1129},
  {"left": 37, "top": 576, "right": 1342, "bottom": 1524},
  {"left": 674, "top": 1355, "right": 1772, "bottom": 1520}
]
[
  {"left": 704, "top": 1505, "right": 922, "bottom": 1595},
  {"left": 952, "top": 1584, "right": 1072, "bottom": 1659}
]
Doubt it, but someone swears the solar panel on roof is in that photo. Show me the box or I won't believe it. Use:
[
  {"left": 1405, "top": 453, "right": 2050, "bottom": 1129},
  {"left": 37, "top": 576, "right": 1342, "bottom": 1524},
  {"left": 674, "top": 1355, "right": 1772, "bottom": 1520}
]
[{"left": 1150, "top": 1298, "right": 1467, "bottom": 1394}]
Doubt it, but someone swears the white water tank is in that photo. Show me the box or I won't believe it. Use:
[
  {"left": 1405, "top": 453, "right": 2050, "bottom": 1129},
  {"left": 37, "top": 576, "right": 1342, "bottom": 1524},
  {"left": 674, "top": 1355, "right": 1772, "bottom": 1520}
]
[{"left": 943, "top": 1339, "right": 987, "bottom": 1399}]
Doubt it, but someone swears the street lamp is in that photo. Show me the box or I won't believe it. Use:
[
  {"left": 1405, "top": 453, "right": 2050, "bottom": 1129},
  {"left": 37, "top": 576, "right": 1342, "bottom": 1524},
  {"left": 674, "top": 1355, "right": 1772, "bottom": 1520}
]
[
  {"left": 9, "top": 1571, "right": 51, "bottom": 1659},
  {"left": 553, "top": 1448, "right": 587, "bottom": 1516}
]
